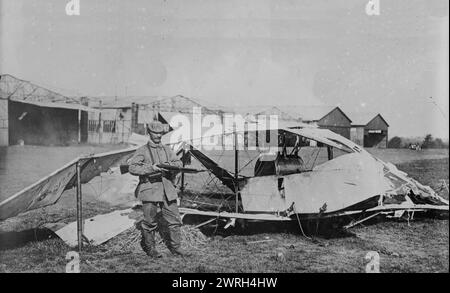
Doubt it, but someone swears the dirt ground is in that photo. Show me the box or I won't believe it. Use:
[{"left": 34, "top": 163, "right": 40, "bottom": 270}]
[{"left": 0, "top": 147, "right": 448, "bottom": 273}]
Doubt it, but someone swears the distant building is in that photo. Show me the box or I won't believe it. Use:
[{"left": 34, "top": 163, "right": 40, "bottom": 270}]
[
  {"left": 87, "top": 96, "right": 157, "bottom": 144},
  {"left": 86, "top": 95, "right": 223, "bottom": 144},
  {"left": 87, "top": 101, "right": 133, "bottom": 144},
  {"left": 251, "top": 106, "right": 353, "bottom": 139},
  {"left": 0, "top": 74, "right": 95, "bottom": 146},
  {"left": 350, "top": 112, "right": 389, "bottom": 148},
  {"left": 1, "top": 76, "right": 390, "bottom": 149},
  {"left": 137, "top": 95, "right": 221, "bottom": 131}
]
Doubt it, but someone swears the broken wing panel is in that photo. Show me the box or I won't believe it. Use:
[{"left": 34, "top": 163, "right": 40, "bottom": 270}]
[
  {"left": 240, "top": 153, "right": 382, "bottom": 214},
  {"left": 241, "top": 164, "right": 383, "bottom": 214},
  {"left": 83, "top": 167, "right": 139, "bottom": 206},
  {"left": 188, "top": 146, "right": 237, "bottom": 192},
  {"left": 380, "top": 160, "right": 449, "bottom": 206},
  {"left": 0, "top": 159, "right": 78, "bottom": 221},
  {"left": 0, "top": 148, "right": 138, "bottom": 221},
  {"left": 284, "top": 127, "right": 364, "bottom": 153},
  {"left": 65, "top": 148, "right": 137, "bottom": 189},
  {"left": 240, "top": 176, "right": 287, "bottom": 213},
  {"left": 240, "top": 151, "right": 448, "bottom": 215},
  {"left": 51, "top": 208, "right": 136, "bottom": 246},
  {"left": 283, "top": 153, "right": 388, "bottom": 214}
]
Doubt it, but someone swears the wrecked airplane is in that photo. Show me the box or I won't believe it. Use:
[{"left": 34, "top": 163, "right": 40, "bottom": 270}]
[
  {"left": 180, "top": 127, "right": 448, "bottom": 224},
  {"left": 0, "top": 126, "right": 448, "bottom": 246}
]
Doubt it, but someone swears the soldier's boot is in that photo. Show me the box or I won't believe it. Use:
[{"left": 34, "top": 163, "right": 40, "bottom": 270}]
[
  {"left": 146, "top": 249, "right": 163, "bottom": 259},
  {"left": 167, "top": 227, "right": 191, "bottom": 257},
  {"left": 141, "top": 231, "right": 162, "bottom": 258},
  {"left": 169, "top": 248, "right": 191, "bottom": 257}
]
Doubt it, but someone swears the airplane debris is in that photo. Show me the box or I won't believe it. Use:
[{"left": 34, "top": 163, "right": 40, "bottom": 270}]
[
  {"left": 0, "top": 126, "right": 447, "bottom": 243},
  {"left": 224, "top": 218, "right": 236, "bottom": 229},
  {"left": 48, "top": 209, "right": 136, "bottom": 247},
  {"left": 246, "top": 239, "right": 274, "bottom": 245}
]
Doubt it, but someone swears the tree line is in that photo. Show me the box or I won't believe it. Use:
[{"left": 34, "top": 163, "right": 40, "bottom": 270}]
[{"left": 388, "top": 134, "right": 449, "bottom": 149}]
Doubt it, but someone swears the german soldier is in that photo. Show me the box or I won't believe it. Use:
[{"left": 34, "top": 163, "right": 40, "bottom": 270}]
[{"left": 128, "top": 120, "right": 186, "bottom": 258}]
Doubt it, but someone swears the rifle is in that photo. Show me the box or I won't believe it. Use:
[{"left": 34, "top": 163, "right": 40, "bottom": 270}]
[{"left": 120, "top": 164, "right": 202, "bottom": 175}]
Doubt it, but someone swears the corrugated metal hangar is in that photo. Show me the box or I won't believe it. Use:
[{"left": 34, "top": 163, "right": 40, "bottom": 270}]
[
  {"left": 0, "top": 74, "right": 95, "bottom": 146},
  {"left": 1, "top": 74, "right": 389, "bottom": 148}
]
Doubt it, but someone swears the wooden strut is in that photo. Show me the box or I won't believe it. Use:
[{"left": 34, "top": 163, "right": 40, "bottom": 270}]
[
  {"left": 246, "top": 239, "right": 274, "bottom": 245},
  {"left": 194, "top": 218, "right": 217, "bottom": 229},
  {"left": 76, "top": 160, "right": 83, "bottom": 252},
  {"left": 442, "top": 179, "right": 449, "bottom": 193},
  {"left": 234, "top": 123, "right": 239, "bottom": 213},
  {"left": 180, "top": 148, "right": 185, "bottom": 192},
  {"left": 78, "top": 109, "right": 81, "bottom": 144},
  {"left": 343, "top": 212, "right": 382, "bottom": 229}
]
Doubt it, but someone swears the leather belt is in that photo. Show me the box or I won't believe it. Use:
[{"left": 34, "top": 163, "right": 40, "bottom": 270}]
[{"left": 139, "top": 176, "right": 162, "bottom": 184}]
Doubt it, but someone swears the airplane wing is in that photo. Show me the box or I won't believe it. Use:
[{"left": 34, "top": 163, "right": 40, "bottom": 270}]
[
  {"left": 0, "top": 148, "right": 137, "bottom": 221},
  {"left": 282, "top": 127, "right": 364, "bottom": 153},
  {"left": 165, "top": 126, "right": 365, "bottom": 193},
  {"left": 187, "top": 145, "right": 238, "bottom": 192}
]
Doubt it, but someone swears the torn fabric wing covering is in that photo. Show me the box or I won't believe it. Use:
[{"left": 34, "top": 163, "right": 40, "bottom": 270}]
[
  {"left": 188, "top": 145, "right": 238, "bottom": 192},
  {"left": 241, "top": 152, "right": 385, "bottom": 213},
  {"left": 283, "top": 127, "right": 358, "bottom": 153},
  {"left": 0, "top": 148, "right": 137, "bottom": 221},
  {"left": 179, "top": 125, "right": 447, "bottom": 216},
  {"left": 66, "top": 148, "right": 137, "bottom": 188},
  {"left": 182, "top": 126, "right": 364, "bottom": 195},
  {"left": 240, "top": 151, "right": 448, "bottom": 215},
  {"left": 273, "top": 127, "right": 447, "bottom": 213},
  {"left": 161, "top": 123, "right": 354, "bottom": 153},
  {"left": 0, "top": 158, "right": 78, "bottom": 221},
  {"left": 378, "top": 159, "right": 449, "bottom": 206},
  {"left": 284, "top": 127, "right": 364, "bottom": 153},
  {"left": 49, "top": 208, "right": 136, "bottom": 247}
]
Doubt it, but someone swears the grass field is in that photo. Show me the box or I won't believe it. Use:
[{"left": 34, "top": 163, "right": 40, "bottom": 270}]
[
  {"left": 367, "top": 148, "right": 449, "bottom": 164},
  {"left": 0, "top": 147, "right": 448, "bottom": 273}
]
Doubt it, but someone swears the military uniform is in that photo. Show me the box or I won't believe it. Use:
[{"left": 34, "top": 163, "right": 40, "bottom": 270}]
[{"left": 128, "top": 123, "right": 184, "bottom": 257}]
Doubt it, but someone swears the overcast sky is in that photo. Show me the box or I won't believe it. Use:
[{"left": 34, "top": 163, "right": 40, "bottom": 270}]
[{"left": 1, "top": 0, "right": 448, "bottom": 138}]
